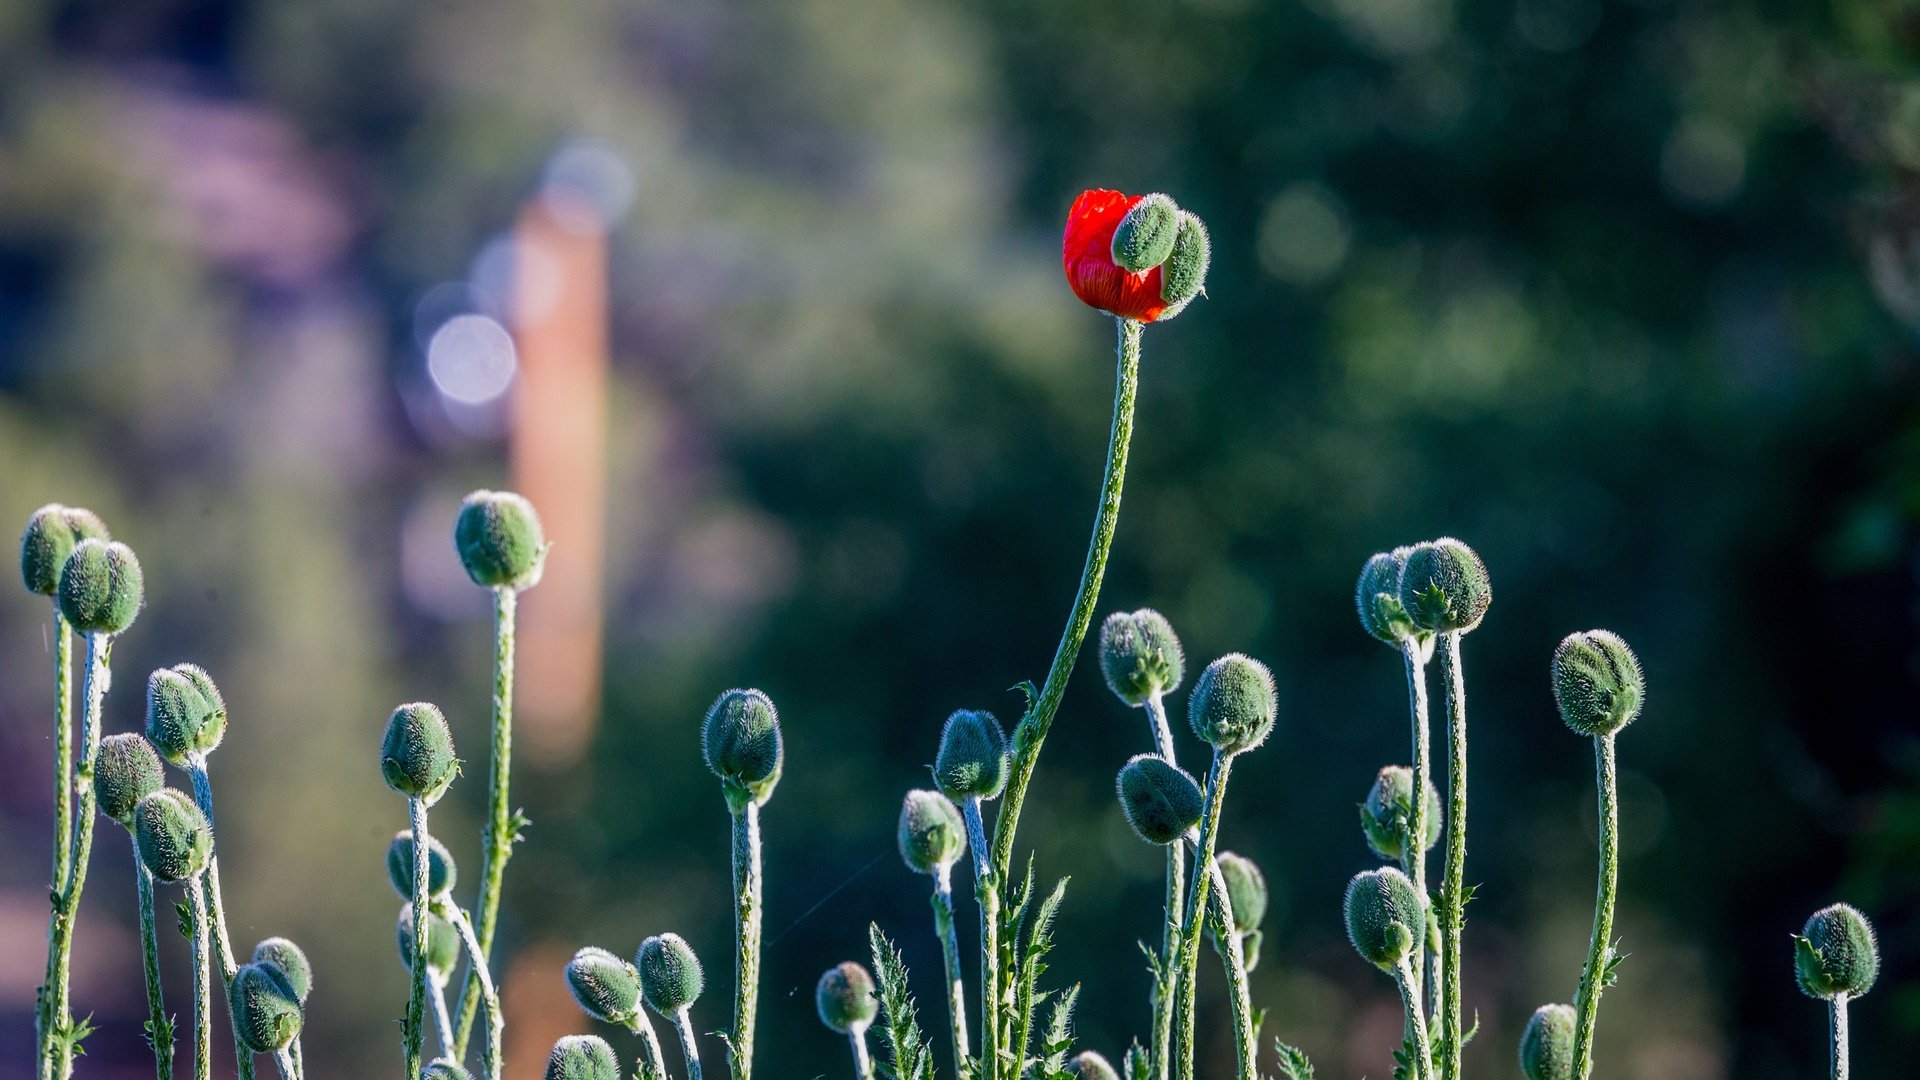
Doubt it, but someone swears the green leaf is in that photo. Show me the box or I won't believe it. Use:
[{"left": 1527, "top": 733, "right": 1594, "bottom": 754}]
[
  {"left": 1272, "top": 1038, "right": 1316, "bottom": 1080},
  {"left": 867, "top": 923, "right": 936, "bottom": 1080}
]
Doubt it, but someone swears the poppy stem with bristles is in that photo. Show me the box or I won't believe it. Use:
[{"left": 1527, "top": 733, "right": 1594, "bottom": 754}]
[
  {"left": 41, "top": 632, "right": 110, "bottom": 1080},
  {"left": 730, "top": 800, "right": 763, "bottom": 1080},
  {"left": 1146, "top": 690, "right": 1186, "bottom": 1080},
  {"left": 1829, "top": 995, "right": 1850, "bottom": 1080},
  {"left": 188, "top": 873, "right": 212, "bottom": 1080},
  {"left": 672, "top": 1007, "right": 704, "bottom": 1080},
  {"left": 930, "top": 862, "right": 970, "bottom": 1071},
  {"left": 1394, "top": 956, "right": 1435, "bottom": 1080},
  {"left": 456, "top": 586, "right": 518, "bottom": 1059},
  {"left": 405, "top": 797, "right": 430, "bottom": 1080},
  {"left": 1402, "top": 638, "right": 1433, "bottom": 1017},
  {"left": 1437, "top": 632, "right": 1469, "bottom": 1080},
  {"left": 441, "top": 903, "right": 504, "bottom": 1080},
  {"left": 1570, "top": 734, "right": 1620, "bottom": 1080},
  {"left": 964, "top": 796, "right": 1001, "bottom": 1080},
  {"left": 35, "top": 608, "right": 75, "bottom": 1080},
  {"left": 132, "top": 831, "right": 174, "bottom": 1080},
  {"left": 186, "top": 754, "right": 252, "bottom": 1080},
  {"left": 1175, "top": 752, "right": 1233, "bottom": 1080}
]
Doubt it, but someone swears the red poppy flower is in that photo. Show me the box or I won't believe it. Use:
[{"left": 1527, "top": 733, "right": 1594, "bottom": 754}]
[{"left": 1062, "top": 189, "right": 1172, "bottom": 322}]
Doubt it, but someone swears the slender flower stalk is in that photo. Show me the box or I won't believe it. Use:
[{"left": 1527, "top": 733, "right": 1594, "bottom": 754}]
[
  {"left": 37, "top": 608, "right": 75, "bottom": 1080},
  {"left": 381, "top": 702, "right": 461, "bottom": 1078},
  {"left": 1174, "top": 753, "right": 1232, "bottom": 1080},
  {"left": 672, "top": 1009, "right": 704, "bottom": 1080},
  {"left": 931, "top": 863, "right": 970, "bottom": 1068},
  {"left": 272, "top": 1049, "right": 298, "bottom": 1080},
  {"left": 407, "top": 797, "right": 432, "bottom": 1080},
  {"left": 134, "top": 835, "right": 175, "bottom": 1080},
  {"left": 700, "top": 688, "right": 782, "bottom": 1079},
  {"left": 1829, "top": 997, "right": 1850, "bottom": 1080},
  {"left": 1148, "top": 692, "right": 1186, "bottom": 1080},
  {"left": 1402, "top": 639, "right": 1433, "bottom": 1012},
  {"left": 183, "top": 754, "right": 255, "bottom": 1080},
  {"left": 730, "top": 801, "right": 764, "bottom": 1077},
  {"left": 189, "top": 881, "right": 213, "bottom": 1080},
  {"left": 849, "top": 1026, "right": 874, "bottom": 1080},
  {"left": 1394, "top": 957, "right": 1435, "bottom": 1080},
  {"left": 964, "top": 797, "right": 1001, "bottom": 1080},
  {"left": 428, "top": 974, "right": 455, "bottom": 1061},
  {"left": 1569, "top": 735, "right": 1619, "bottom": 1078},
  {"left": 457, "top": 586, "right": 519, "bottom": 1056},
  {"left": 42, "top": 631, "right": 112, "bottom": 1080},
  {"left": 897, "top": 788, "right": 970, "bottom": 1072},
  {"left": 1435, "top": 633, "right": 1468, "bottom": 1080},
  {"left": 443, "top": 904, "right": 504, "bottom": 1080},
  {"left": 1200, "top": 860, "right": 1257, "bottom": 1080}
]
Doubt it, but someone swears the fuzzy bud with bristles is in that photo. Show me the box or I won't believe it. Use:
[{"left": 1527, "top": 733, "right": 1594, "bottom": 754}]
[
  {"left": 1116, "top": 754, "right": 1204, "bottom": 846},
  {"left": 1110, "top": 194, "right": 1179, "bottom": 273},
  {"left": 1343, "top": 867, "right": 1424, "bottom": 970},
  {"left": 1215, "top": 851, "right": 1268, "bottom": 934},
  {"left": 21, "top": 504, "right": 109, "bottom": 596},
  {"left": 387, "top": 831, "right": 457, "bottom": 900},
  {"left": 229, "top": 962, "right": 303, "bottom": 1052},
  {"left": 57, "top": 538, "right": 142, "bottom": 635},
  {"left": 1158, "top": 211, "right": 1211, "bottom": 317},
  {"left": 934, "top": 709, "right": 1009, "bottom": 801},
  {"left": 702, "top": 688, "right": 783, "bottom": 806},
  {"left": 1519, "top": 1003, "right": 1575, "bottom": 1080},
  {"left": 1551, "top": 630, "right": 1645, "bottom": 738},
  {"left": 380, "top": 702, "right": 458, "bottom": 805},
  {"left": 1068, "top": 1050, "right": 1121, "bottom": 1080},
  {"left": 454, "top": 490, "right": 547, "bottom": 590},
  {"left": 815, "top": 961, "right": 878, "bottom": 1033},
  {"left": 425, "top": 1061, "right": 475, "bottom": 1080},
  {"left": 1188, "top": 654, "right": 1277, "bottom": 755},
  {"left": 544, "top": 1034, "right": 620, "bottom": 1080},
  {"left": 133, "top": 789, "right": 213, "bottom": 883},
  {"left": 1398, "top": 538, "right": 1491, "bottom": 634},
  {"left": 252, "top": 938, "right": 312, "bottom": 1004},
  {"left": 1360, "top": 765, "right": 1442, "bottom": 862},
  {"left": 1795, "top": 903, "right": 1879, "bottom": 1000},
  {"left": 396, "top": 906, "right": 461, "bottom": 979},
  {"left": 1099, "top": 608, "right": 1185, "bottom": 707},
  {"left": 636, "top": 933, "right": 704, "bottom": 1015},
  {"left": 1356, "top": 548, "right": 1420, "bottom": 646},
  {"left": 565, "top": 946, "right": 642, "bottom": 1025},
  {"left": 145, "top": 664, "right": 227, "bottom": 767},
  {"left": 96, "top": 733, "right": 165, "bottom": 825},
  {"left": 897, "top": 789, "right": 966, "bottom": 875}
]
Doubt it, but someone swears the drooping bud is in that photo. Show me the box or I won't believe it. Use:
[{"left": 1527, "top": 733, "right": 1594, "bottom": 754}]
[
  {"left": 454, "top": 490, "right": 547, "bottom": 590},
  {"left": 387, "top": 831, "right": 458, "bottom": 900},
  {"left": 933, "top": 709, "right": 1009, "bottom": 801},
  {"left": 1116, "top": 754, "right": 1204, "bottom": 846},
  {"left": 380, "top": 702, "right": 458, "bottom": 805},
  {"left": 396, "top": 906, "right": 462, "bottom": 979},
  {"left": 636, "top": 933, "right": 704, "bottom": 1015},
  {"left": 96, "top": 733, "right": 165, "bottom": 825},
  {"left": 815, "top": 961, "right": 878, "bottom": 1033},
  {"left": 1518, "top": 1003, "right": 1575, "bottom": 1080},
  {"left": 1356, "top": 548, "right": 1419, "bottom": 646},
  {"left": 1099, "top": 608, "right": 1185, "bottom": 707},
  {"left": 1158, "top": 211, "right": 1211, "bottom": 316},
  {"left": 566, "top": 946, "right": 642, "bottom": 1024},
  {"left": 251, "top": 938, "right": 312, "bottom": 1004},
  {"left": 1398, "top": 538, "right": 1491, "bottom": 635},
  {"left": 544, "top": 1035, "right": 621, "bottom": 1080},
  {"left": 57, "top": 539, "right": 143, "bottom": 635},
  {"left": 145, "top": 664, "right": 227, "bottom": 766},
  {"left": 425, "top": 1060, "right": 476, "bottom": 1080},
  {"left": 1215, "top": 851, "right": 1268, "bottom": 934},
  {"left": 21, "top": 504, "right": 109, "bottom": 597},
  {"left": 1795, "top": 903, "right": 1879, "bottom": 1000},
  {"left": 701, "top": 688, "right": 783, "bottom": 805},
  {"left": 897, "top": 789, "right": 966, "bottom": 875},
  {"left": 1110, "top": 194, "right": 1179, "bottom": 273},
  {"left": 1551, "top": 630, "right": 1645, "bottom": 738},
  {"left": 1360, "top": 765, "right": 1442, "bottom": 863},
  {"left": 1343, "top": 867, "right": 1423, "bottom": 970},
  {"left": 229, "top": 962, "right": 304, "bottom": 1052},
  {"left": 133, "top": 789, "right": 213, "bottom": 883},
  {"left": 1068, "top": 1050, "right": 1121, "bottom": 1080},
  {"left": 1187, "top": 654, "right": 1277, "bottom": 755}
]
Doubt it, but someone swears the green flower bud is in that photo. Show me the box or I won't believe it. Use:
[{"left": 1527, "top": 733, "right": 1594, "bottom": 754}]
[
  {"left": 1551, "top": 630, "right": 1645, "bottom": 738},
  {"left": 1356, "top": 548, "right": 1420, "bottom": 646},
  {"left": 96, "top": 733, "right": 165, "bottom": 825},
  {"left": 1795, "top": 903, "right": 1879, "bottom": 1000},
  {"left": 897, "top": 789, "right": 966, "bottom": 875},
  {"left": 544, "top": 1034, "right": 620, "bottom": 1080},
  {"left": 251, "top": 937, "right": 312, "bottom": 1004},
  {"left": 455, "top": 490, "right": 547, "bottom": 590},
  {"left": 1519, "top": 1003, "right": 1575, "bottom": 1080},
  {"left": 387, "top": 831, "right": 458, "bottom": 901},
  {"left": 145, "top": 664, "right": 227, "bottom": 767},
  {"left": 229, "top": 962, "right": 303, "bottom": 1052},
  {"left": 636, "top": 932, "right": 704, "bottom": 1015},
  {"left": 815, "top": 961, "right": 878, "bottom": 1033},
  {"left": 396, "top": 905, "right": 462, "bottom": 979},
  {"left": 1187, "top": 653, "right": 1277, "bottom": 755},
  {"left": 21, "top": 504, "right": 109, "bottom": 597},
  {"left": 1343, "top": 867, "right": 1423, "bottom": 970},
  {"left": 1111, "top": 194, "right": 1179, "bottom": 273},
  {"left": 380, "top": 702, "right": 458, "bottom": 805},
  {"left": 133, "top": 789, "right": 213, "bottom": 883},
  {"left": 1116, "top": 754, "right": 1204, "bottom": 846},
  {"left": 1215, "top": 851, "right": 1267, "bottom": 934},
  {"left": 933, "top": 709, "right": 1009, "bottom": 801},
  {"left": 425, "top": 1060, "right": 476, "bottom": 1080},
  {"left": 566, "top": 946, "right": 642, "bottom": 1024},
  {"left": 701, "top": 688, "right": 783, "bottom": 804},
  {"left": 1360, "top": 765, "right": 1441, "bottom": 863},
  {"left": 1398, "top": 538, "right": 1491, "bottom": 635},
  {"left": 1158, "top": 211, "right": 1211, "bottom": 316},
  {"left": 57, "top": 539, "right": 143, "bottom": 635},
  {"left": 1099, "top": 608, "right": 1186, "bottom": 707},
  {"left": 1068, "top": 1050, "right": 1121, "bottom": 1080}
]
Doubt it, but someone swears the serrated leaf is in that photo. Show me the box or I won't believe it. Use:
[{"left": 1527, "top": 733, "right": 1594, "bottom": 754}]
[{"left": 1273, "top": 1038, "right": 1317, "bottom": 1080}]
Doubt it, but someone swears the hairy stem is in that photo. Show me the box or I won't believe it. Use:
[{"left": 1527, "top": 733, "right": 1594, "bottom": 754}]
[
  {"left": 406, "top": 797, "right": 430, "bottom": 1080},
  {"left": 1829, "top": 995, "right": 1849, "bottom": 1080},
  {"left": 36, "top": 609, "right": 74, "bottom": 1080},
  {"left": 1176, "top": 753, "right": 1234, "bottom": 1080},
  {"left": 673, "top": 1007, "right": 704, "bottom": 1080},
  {"left": 931, "top": 863, "right": 971, "bottom": 1071},
  {"left": 626, "top": 1010, "right": 669, "bottom": 1080},
  {"left": 1394, "top": 957, "right": 1435, "bottom": 1080},
  {"left": 187, "top": 757, "right": 252, "bottom": 1080},
  {"left": 189, "top": 876, "right": 212, "bottom": 1080},
  {"left": 456, "top": 586, "right": 518, "bottom": 1057},
  {"left": 1203, "top": 861, "right": 1256, "bottom": 1080},
  {"left": 1437, "top": 633, "right": 1468, "bottom": 1080},
  {"left": 442, "top": 904, "right": 503, "bottom": 1080},
  {"left": 272, "top": 1048, "right": 298, "bottom": 1080},
  {"left": 1570, "top": 735, "right": 1620, "bottom": 1079},
  {"left": 43, "top": 632, "right": 109, "bottom": 1080},
  {"left": 964, "top": 797, "right": 1001, "bottom": 1080},
  {"left": 133, "top": 833, "right": 175, "bottom": 1080},
  {"left": 1402, "top": 639, "right": 1433, "bottom": 1016},
  {"left": 1147, "top": 691, "right": 1185, "bottom": 1080},
  {"left": 730, "top": 801, "right": 763, "bottom": 1080},
  {"left": 849, "top": 1026, "right": 874, "bottom": 1080},
  {"left": 429, "top": 977, "right": 454, "bottom": 1061}
]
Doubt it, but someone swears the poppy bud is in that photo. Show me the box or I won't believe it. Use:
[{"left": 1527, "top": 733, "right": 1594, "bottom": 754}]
[
  {"left": 1116, "top": 754, "right": 1204, "bottom": 846},
  {"left": 701, "top": 688, "right": 783, "bottom": 804},
  {"left": 133, "top": 789, "right": 213, "bottom": 883},
  {"left": 1099, "top": 609, "right": 1185, "bottom": 707},
  {"left": 387, "top": 831, "right": 458, "bottom": 900},
  {"left": 636, "top": 933, "right": 704, "bottom": 1015},
  {"left": 57, "top": 539, "right": 143, "bottom": 635},
  {"left": 381, "top": 703, "right": 458, "bottom": 805},
  {"left": 1360, "top": 765, "right": 1441, "bottom": 862},
  {"left": 229, "top": 962, "right": 303, "bottom": 1052},
  {"left": 252, "top": 938, "right": 312, "bottom": 1004},
  {"left": 454, "top": 490, "right": 547, "bottom": 591},
  {"left": 96, "top": 733, "right": 165, "bottom": 826},
  {"left": 1343, "top": 867, "right": 1423, "bottom": 970},
  {"left": 1215, "top": 851, "right": 1268, "bottom": 934},
  {"left": 1110, "top": 195, "right": 1179, "bottom": 273},
  {"left": 1397, "top": 538, "right": 1491, "bottom": 635},
  {"left": 1356, "top": 548, "right": 1419, "bottom": 646},
  {"left": 815, "top": 961, "right": 878, "bottom": 1033},
  {"left": 934, "top": 709, "right": 1009, "bottom": 801},
  {"left": 1158, "top": 211, "right": 1211, "bottom": 316},
  {"left": 566, "top": 946, "right": 642, "bottom": 1024},
  {"left": 425, "top": 1060, "right": 475, "bottom": 1080},
  {"left": 544, "top": 1035, "right": 620, "bottom": 1080},
  {"left": 145, "top": 664, "right": 227, "bottom": 767},
  {"left": 1187, "top": 654, "right": 1277, "bottom": 755},
  {"left": 1795, "top": 903, "right": 1879, "bottom": 1000},
  {"left": 396, "top": 906, "right": 462, "bottom": 979},
  {"left": 1519, "top": 1003, "right": 1575, "bottom": 1080},
  {"left": 1551, "top": 630, "right": 1645, "bottom": 738},
  {"left": 21, "top": 504, "right": 109, "bottom": 597},
  {"left": 897, "top": 789, "right": 966, "bottom": 875},
  {"left": 1068, "top": 1050, "right": 1121, "bottom": 1080}
]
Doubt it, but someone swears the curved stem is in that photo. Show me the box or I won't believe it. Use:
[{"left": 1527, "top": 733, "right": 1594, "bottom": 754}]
[
  {"left": 849, "top": 1025, "right": 874, "bottom": 1080},
  {"left": 1393, "top": 958, "right": 1434, "bottom": 1080},
  {"left": 963, "top": 796, "right": 1001, "bottom": 1080},
  {"left": 187, "top": 757, "right": 252, "bottom": 1080},
  {"left": 455, "top": 586, "right": 518, "bottom": 1057},
  {"left": 931, "top": 864, "right": 971, "bottom": 1071},
  {"left": 189, "top": 876, "right": 212, "bottom": 1080},
  {"left": 428, "top": 977, "right": 455, "bottom": 1061},
  {"left": 1203, "top": 861, "right": 1256, "bottom": 1080},
  {"left": 1176, "top": 752, "right": 1233, "bottom": 1080},
  {"left": 271, "top": 1048, "right": 298, "bottom": 1080},
  {"left": 36, "top": 609, "right": 74, "bottom": 1080},
  {"left": 442, "top": 904, "right": 504, "bottom": 1080},
  {"left": 1570, "top": 735, "right": 1619, "bottom": 1079},
  {"left": 1436, "top": 633, "right": 1468, "bottom": 1080},
  {"left": 1147, "top": 692, "right": 1185, "bottom": 1080},
  {"left": 133, "top": 833, "right": 175, "bottom": 1080},
  {"left": 406, "top": 798, "right": 430, "bottom": 1080},
  {"left": 1829, "top": 995, "right": 1849, "bottom": 1080},
  {"left": 1401, "top": 639, "right": 1433, "bottom": 1016},
  {"left": 673, "top": 1007, "right": 704, "bottom": 1080},
  {"left": 730, "top": 801, "right": 762, "bottom": 1080},
  {"left": 626, "top": 1010, "right": 670, "bottom": 1079}
]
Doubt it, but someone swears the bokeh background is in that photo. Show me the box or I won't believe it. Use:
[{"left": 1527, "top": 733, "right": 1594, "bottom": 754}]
[{"left": 2, "top": 0, "right": 1918, "bottom": 1076}]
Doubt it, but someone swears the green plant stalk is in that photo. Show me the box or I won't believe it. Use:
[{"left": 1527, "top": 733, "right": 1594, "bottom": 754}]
[
  {"left": 132, "top": 832, "right": 174, "bottom": 1080},
  {"left": 1175, "top": 752, "right": 1233, "bottom": 1080},
  {"left": 730, "top": 800, "right": 763, "bottom": 1080},
  {"left": 1569, "top": 734, "right": 1619, "bottom": 1080},
  {"left": 930, "top": 863, "right": 971, "bottom": 1070},
  {"left": 272, "top": 1048, "right": 298, "bottom": 1080},
  {"left": 42, "top": 631, "right": 109, "bottom": 1080},
  {"left": 455, "top": 586, "right": 518, "bottom": 1057},
  {"left": 1401, "top": 639, "right": 1432, "bottom": 1015},
  {"left": 36, "top": 608, "right": 75, "bottom": 1080},
  {"left": 189, "top": 875, "right": 212, "bottom": 1080},
  {"left": 1393, "top": 957, "right": 1434, "bottom": 1080},
  {"left": 1436, "top": 633, "right": 1468, "bottom": 1080},
  {"left": 186, "top": 756, "right": 254, "bottom": 1080},
  {"left": 1146, "top": 691, "right": 1185, "bottom": 1080},
  {"left": 1829, "top": 995, "right": 1849, "bottom": 1080},
  {"left": 849, "top": 1026, "right": 874, "bottom": 1080},
  {"left": 429, "top": 975, "right": 455, "bottom": 1061},
  {"left": 406, "top": 797, "right": 430, "bottom": 1080},
  {"left": 672, "top": 1007, "right": 704, "bottom": 1080},
  {"left": 1202, "top": 861, "right": 1256, "bottom": 1080},
  {"left": 964, "top": 796, "right": 1002, "bottom": 1080},
  {"left": 625, "top": 1010, "right": 669, "bottom": 1079},
  {"left": 441, "top": 903, "right": 504, "bottom": 1080}
]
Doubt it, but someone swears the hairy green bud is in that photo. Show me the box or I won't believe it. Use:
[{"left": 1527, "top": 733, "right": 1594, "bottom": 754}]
[
  {"left": 21, "top": 504, "right": 109, "bottom": 597},
  {"left": 251, "top": 937, "right": 312, "bottom": 1004},
  {"left": 1356, "top": 548, "right": 1420, "bottom": 646},
  {"left": 934, "top": 708, "right": 1009, "bottom": 801},
  {"left": 1116, "top": 754, "right": 1204, "bottom": 846},
  {"left": 396, "top": 905, "right": 461, "bottom": 979},
  {"left": 96, "top": 733, "right": 165, "bottom": 825},
  {"left": 544, "top": 1035, "right": 620, "bottom": 1080},
  {"left": 133, "top": 789, "right": 213, "bottom": 883},
  {"left": 1188, "top": 653, "right": 1277, "bottom": 755},
  {"left": 1795, "top": 903, "right": 1879, "bottom": 1000},
  {"left": 1215, "top": 851, "right": 1268, "bottom": 933},
  {"left": 57, "top": 538, "right": 143, "bottom": 635},
  {"left": 636, "top": 932, "right": 704, "bottom": 1015},
  {"left": 1343, "top": 867, "right": 1423, "bottom": 970},
  {"left": 566, "top": 946, "right": 642, "bottom": 1024},
  {"left": 815, "top": 961, "right": 878, "bottom": 1033},
  {"left": 1111, "top": 194, "right": 1179, "bottom": 273},
  {"left": 387, "top": 831, "right": 458, "bottom": 900},
  {"left": 1519, "top": 1003, "right": 1575, "bottom": 1080},
  {"left": 701, "top": 687, "right": 783, "bottom": 804},
  {"left": 145, "top": 664, "right": 227, "bottom": 766},
  {"left": 1360, "top": 765, "right": 1441, "bottom": 862},
  {"left": 1159, "top": 211, "right": 1211, "bottom": 316},
  {"left": 1551, "top": 630, "right": 1645, "bottom": 738},
  {"left": 1398, "top": 538, "right": 1491, "bottom": 634},
  {"left": 229, "top": 962, "right": 303, "bottom": 1052},
  {"left": 454, "top": 490, "right": 547, "bottom": 590},
  {"left": 381, "top": 702, "right": 458, "bottom": 805},
  {"left": 1068, "top": 1050, "right": 1121, "bottom": 1080},
  {"left": 1099, "top": 608, "right": 1185, "bottom": 707},
  {"left": 425, "top": 1060, "right": 475, "bottom": 1080},
  {"left": 897, "top": 789, "right": 966, "bottom": 875}
]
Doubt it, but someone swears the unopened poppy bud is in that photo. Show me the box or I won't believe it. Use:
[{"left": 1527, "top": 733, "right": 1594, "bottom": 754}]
[
  {"left": 544, "top": 1034, "right": 620, "bottom": 1080},
  {"left": 134, "top": 789, "right": 213, "bottom": 883},
  {"left": 381, "top": 702, "right": 458, "bottom": 805},
  {"left": 636, "top": 933, "right": 704, "bottom": 1015},
  {"left": 1356, "top": 549, "right": 1419, "bottom": 646},
  {"left": 396, "top": 906, "right": 461, "bottom": 979},
  {"left": 934, "top": 709, "right": 1009, "bottom": 801},
  {"left": 96, "top": 733, "right": 165, "bottom": 825},
  {"left": 1343, "top": 867, "right": 1423, "bottom": 970},
  {"left": 702, "top": 688, "right": 783, "bottom": 804},
  {"left": 1068, "top": 1050, "right": 1121, "bottom": 1080},
  {"left": 566, "top": 946, "right": 642, "bottom": 1024},
  {"left": 1398, "top": 538, "right": 1491, "bottom": 634},
  {"left": 251, "top": 938, "right": 312, "bottom": 1004},
  {"left": 1795, "top": 903, "right": 1879, "bottom": 1000},
  {"left": 58, "top": 539, "right": 143, "bottom": 635},
  {"left": 387, "top": 831, "right": 458, "bottom": 900},
  {"left": 1159, "top": 211, "right": 1210, "bottom": 316},
  {"left": 229, "top": 962, "right": 303, "bottom": 1052},
  {"left": 21, "top": 504, "right": 109, "bottom": 597},
  {"left": 1188, "top": 654, "right": 1277, "bottom": 755},
  {"left": 145, "top": 664, "right": 227, "bottom": 766},
  {"left": 1215, "top": 851, "right": 1268, "bottom": 934},
  {"left": 897, "top": 789, "right": 966, "bottom": 875},
  {"left": 815, "top": 961, "right": 878, "bottom": 1033},
  {"left": 1099, "top": 608, "right": 1185, "bottom": 707},
  {"left": 1110, "top": 194, "right": 1179, "bottom": 273},
  {"left": 1360, "top": 765, "right": 1441, "bottom": 862},
  {"left": 1116, "top": 754, "right": 1204, "bottom": 846},
  {"left": 1519, "top": 1003, "right": 1575, "bottom": 1080},
  {"left": 1551, "top": 630, "right": 1645, "bottom": 738},
  {"left": 454, "top": 490, "right": 547, "bottom": 590},
  {"left": 425, "top": 1060, "right": 475, "bottom": 1080}
]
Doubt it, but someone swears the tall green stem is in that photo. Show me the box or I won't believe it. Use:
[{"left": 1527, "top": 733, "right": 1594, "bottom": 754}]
[
  {"left": 456, "top": 586, "right": 518, "bottom": 1057},
  {"left": 964, "top": 796, "right": 1001, "bottom": 1080},
  {"left": 271, "top": 1049, "right": 298, "bottom": 1080},
  {"left": 673, "top": 1008, "right": 704, "bottom": 1080},
  {"left": 406, "top": 797, "right": 430, "bottom": 1080},
  {"left": 1570, "top": 735, "right": 1619, "bottom": 1079},
  {"left": 1402, "top": 639, "right": 1433, "bottom": 1016},
  {"left": 429, "top": 976, "right": 455, "bottom": 1061},
  {"left": 1828, "top": 996, "right": 1849, "bottom": 1080},
  {"left": 189, "top": 876, "right": 212, "bottom": 1080},
  {"left": 1146, "top": 692, "right": 1185, "bottom": 1080},
  {"left": 133, "top": 833, "right": 175, "bottom": 1080},
  {"left": 1175, "top": 753, "right": 1233, "bottom": 1080},
  {"left": 931, "top": 864, "right": 971, "bottom": 1071},
  {"left": 442, "top": 903, "right": 504, "bottom": 1080},
  {"left": 1393, "top": 958, "right": 1434, "bottom": 1080},
  {"left": 1436, "top": 633, "right": 1468, "bottom": 1080},
  {"left": 36, "top": 609, "right": 75, "bottom": 1080},
  {"left": 187, "top": 757, "right": 252, "bottom": 1080},
  {"left": 626, "top": 1011, "right": 669, "bottom": 1079},
  {"left": 849, "top": 1027, "right": 874, "bottom": 1080},
  {"left": 1202, "top": 861, "right": 1256, "bottom": 1080},
  {"left": 42, "top": 632, "right": 108, "bottom": 1080},
  {"left": 730, "top": 801, "right": 763, "bottom": 1080}
]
